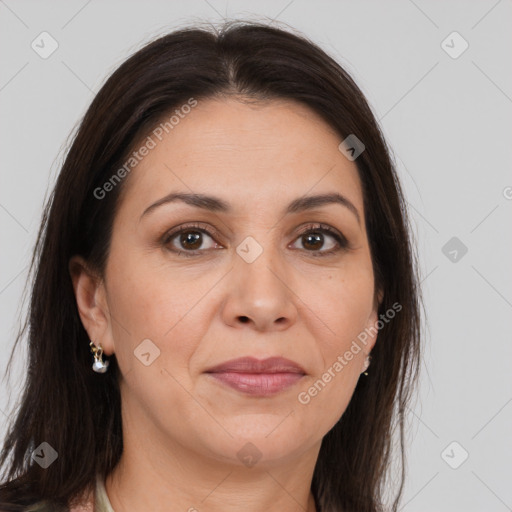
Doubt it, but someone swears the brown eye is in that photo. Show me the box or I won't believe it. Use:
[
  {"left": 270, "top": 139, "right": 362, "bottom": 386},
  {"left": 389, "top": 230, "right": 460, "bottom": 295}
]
[
  {"left": 162, "top": 222, "right": 348, "bottom": 258},
  {"left": 178, "top": 231, "right": 203, "bottom": 250},
  {"left": 301, "top": 232, "right": 325, "bottom": 251},
  {"left": 291, "top": 224, "right": 349, "bottom": 257},
  {"left": 163, "top": 223, "right": 220, "bottom": 256}
]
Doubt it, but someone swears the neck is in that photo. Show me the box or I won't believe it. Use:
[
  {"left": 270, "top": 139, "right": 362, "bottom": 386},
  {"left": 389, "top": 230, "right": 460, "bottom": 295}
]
[{"left": 105, "top": 417, "right": 320, "bottom": 512}]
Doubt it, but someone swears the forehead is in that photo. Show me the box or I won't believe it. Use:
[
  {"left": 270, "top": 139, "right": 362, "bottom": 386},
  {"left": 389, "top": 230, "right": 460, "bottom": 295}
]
[{"left": 117, "top": 97, "right": 364, "bottom": 218}]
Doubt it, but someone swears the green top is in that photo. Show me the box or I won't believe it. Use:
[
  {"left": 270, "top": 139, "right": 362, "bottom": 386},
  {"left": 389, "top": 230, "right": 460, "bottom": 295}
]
[
  {"left": 24, "top": 474, "right": 115, "bottom": 512},
  {"left": 93, "top": 473, "right": 115, "bottom": 512}
]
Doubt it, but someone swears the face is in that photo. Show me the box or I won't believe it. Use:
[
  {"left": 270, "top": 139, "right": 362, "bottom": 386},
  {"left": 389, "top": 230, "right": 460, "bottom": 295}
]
[{"left": 71, "top": 97, "right": 381, "bottom": 470}]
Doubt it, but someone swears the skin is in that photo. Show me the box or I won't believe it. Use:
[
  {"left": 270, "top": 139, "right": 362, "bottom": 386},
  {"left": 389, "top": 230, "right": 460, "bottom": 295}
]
[{"left": 70, "top": 97, "right": 382, "bottom": 512}]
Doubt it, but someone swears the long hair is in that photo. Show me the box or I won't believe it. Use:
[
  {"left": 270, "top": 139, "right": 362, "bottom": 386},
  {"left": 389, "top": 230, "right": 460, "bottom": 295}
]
[{"left": 0, "top": 20, "right": 422, "bottom": 512}]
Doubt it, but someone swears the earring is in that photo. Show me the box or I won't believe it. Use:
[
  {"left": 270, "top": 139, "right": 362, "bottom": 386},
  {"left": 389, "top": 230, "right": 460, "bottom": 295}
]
[
  {"left": 361, "top": 355, "right": 371, "bottom": 376},
  {"left": 90, "top": 341, "right": 109, "bottom": 373}
]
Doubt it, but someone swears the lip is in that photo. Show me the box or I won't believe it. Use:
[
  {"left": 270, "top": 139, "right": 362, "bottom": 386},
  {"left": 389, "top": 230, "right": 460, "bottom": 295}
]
[
  {"left": 205, "top": 356, "right": 306, "bottom": 374},
  {"left": 204, "top": 357, "right": 306, "bottom": 396}
]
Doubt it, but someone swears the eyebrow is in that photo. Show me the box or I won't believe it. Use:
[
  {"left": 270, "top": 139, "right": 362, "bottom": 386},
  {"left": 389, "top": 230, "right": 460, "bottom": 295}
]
[{"left": 140, "top": 192, "right": 361, "bottom": 224}]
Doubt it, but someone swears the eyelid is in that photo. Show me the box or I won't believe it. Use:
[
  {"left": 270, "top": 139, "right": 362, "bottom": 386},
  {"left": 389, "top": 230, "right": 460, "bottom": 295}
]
[
  {"left": 162, "top": 222, "right": 222, "bottom": 244},
  {"left": 292, "top": 222, "right": 350, "bottom": 255},
  {"left": 162, "top": 221, "right": 349, "bottom": 256},
  {"left": 295, "top": 222, "right": 347, "bottom": 242}
]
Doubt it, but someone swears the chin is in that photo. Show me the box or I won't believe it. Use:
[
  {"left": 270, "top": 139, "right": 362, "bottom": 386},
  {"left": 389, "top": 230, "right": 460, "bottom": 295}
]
[{"left": 202, "top": 420, "right": 319, "bottom": 468}]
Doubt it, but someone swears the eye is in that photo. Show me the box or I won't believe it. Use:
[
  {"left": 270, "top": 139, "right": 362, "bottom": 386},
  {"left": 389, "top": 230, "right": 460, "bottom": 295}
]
[
  {"left": 162, "top": 222, "right": 349, "bottom": 258},
  {"left": 290, "top": 223, "right": 349, "bottom": 257},
  {"left": 163, "top": 223, "right": 222, "bottom": 257}
]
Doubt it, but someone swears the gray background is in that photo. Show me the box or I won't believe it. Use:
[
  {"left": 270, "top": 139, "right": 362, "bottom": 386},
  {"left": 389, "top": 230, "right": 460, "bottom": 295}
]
[{"left": 1, "top": 1, "right": 511, "bottom": 510}]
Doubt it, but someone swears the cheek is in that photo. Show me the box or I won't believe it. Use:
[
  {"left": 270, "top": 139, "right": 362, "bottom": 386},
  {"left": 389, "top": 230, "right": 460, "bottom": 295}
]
[
  {"left": 294, "top": 285, "right": 373, "bottom": 431},
  {"left": 296, "top": 366, "right": 360, "bottom": 437},
  {"left": 105, "top": 254, "right": 208, "bottom": 374},
  {"left": 291, "top": 261, "right": 374, "bottom": 418},
  {"left": 297, "top": 259, "right": 376, "bottom": 348}
]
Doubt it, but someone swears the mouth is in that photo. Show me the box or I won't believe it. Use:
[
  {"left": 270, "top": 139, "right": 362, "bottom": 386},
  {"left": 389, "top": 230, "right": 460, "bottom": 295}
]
[{"left": 204, "top": 356, "right": 306, "bottom": 396}]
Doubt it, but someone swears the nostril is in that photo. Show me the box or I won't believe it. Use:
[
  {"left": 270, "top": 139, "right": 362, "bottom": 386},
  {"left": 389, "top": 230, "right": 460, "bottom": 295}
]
[{"left": 239, "top": 316, "right": 250, "bottom": 323}]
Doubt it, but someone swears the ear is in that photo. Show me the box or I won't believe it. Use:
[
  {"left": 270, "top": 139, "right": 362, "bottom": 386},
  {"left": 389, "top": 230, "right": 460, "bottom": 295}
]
[
  {"left": 374, "top": 286, "right": 384, "bottom": 312},
  {"left": 68, "top": 255, "right": 115, "bottom": 356},
  {"left": 363, "top": 286, "right": 385, "bottom": 355}
]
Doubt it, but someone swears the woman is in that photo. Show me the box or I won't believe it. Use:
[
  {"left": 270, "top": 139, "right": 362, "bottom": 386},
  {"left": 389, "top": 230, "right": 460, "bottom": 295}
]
[{"left": 0, "top": 20, "right": 422, "bottom": 512}]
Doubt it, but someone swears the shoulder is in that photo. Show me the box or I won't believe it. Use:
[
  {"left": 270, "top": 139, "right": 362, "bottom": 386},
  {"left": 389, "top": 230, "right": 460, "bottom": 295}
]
[
  {"left": 19, "top": 490, "right": 94, "bottom": 512},
  {"left": 23, "top": 502, "right": 58, "bottom": 512},
  {"left": 18, "top": 496, "right": 94, "bottom": 512},
  {"left": 0, "top": 501, "right": 68, "bottom": 512},
  {"left": 0, "top": 475, "right": 96, "bottom": 512},
  {"left": 0, "top": 500, "right": 67, "bottom": 512}
]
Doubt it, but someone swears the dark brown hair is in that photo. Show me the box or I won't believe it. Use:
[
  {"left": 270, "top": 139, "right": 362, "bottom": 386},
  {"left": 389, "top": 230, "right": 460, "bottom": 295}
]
[{"left": 0, "top": 20, "right": 421, "bottom": 512}]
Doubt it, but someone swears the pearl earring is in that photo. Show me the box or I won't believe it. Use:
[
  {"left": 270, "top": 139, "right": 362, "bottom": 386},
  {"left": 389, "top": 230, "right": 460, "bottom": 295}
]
[
  {"left": 90, "top": 341, "right": 109, "bottom": 373},
  {"left": 362, "top": 355, "right": 371, "bottom": 376}
]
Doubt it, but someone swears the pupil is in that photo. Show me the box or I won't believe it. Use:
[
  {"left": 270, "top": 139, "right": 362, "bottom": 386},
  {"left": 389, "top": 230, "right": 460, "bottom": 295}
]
[
  {"left": 304, "top": 233, "right": 322, "bottom": 250},
  {"left": 178, "top": 231, "right": 324, "bottom": 251},
  {"left": 181, "top": 231, "right": 201, "bottom": 249}
]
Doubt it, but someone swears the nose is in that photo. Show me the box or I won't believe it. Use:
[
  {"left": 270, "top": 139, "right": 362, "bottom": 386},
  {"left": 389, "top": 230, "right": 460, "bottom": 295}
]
[{"left": 220, "top": 240, "right": 298, "bottom": 332}]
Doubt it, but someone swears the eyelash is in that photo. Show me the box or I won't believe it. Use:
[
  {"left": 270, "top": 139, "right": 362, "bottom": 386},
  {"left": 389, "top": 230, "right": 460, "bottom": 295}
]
[{"left": 162, "top": 222, "right": 349, "bottom": 258}]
